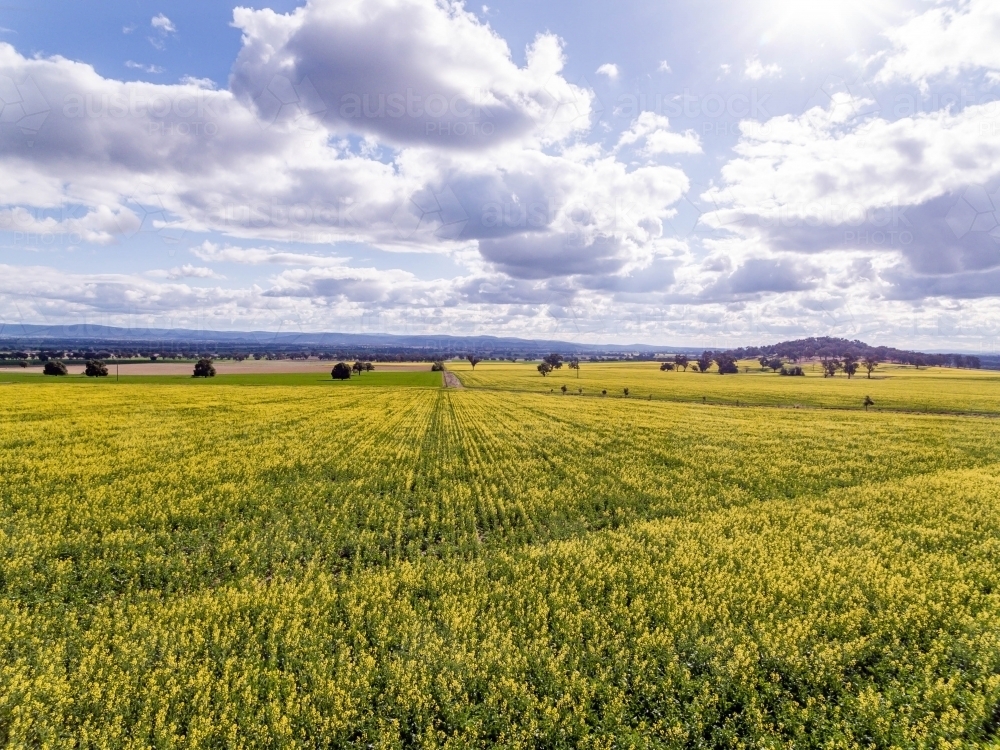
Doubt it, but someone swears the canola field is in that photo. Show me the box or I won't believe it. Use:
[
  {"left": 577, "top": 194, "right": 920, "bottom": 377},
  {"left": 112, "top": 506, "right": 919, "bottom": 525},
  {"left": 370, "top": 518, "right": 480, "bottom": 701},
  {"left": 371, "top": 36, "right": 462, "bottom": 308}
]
[
  {"left": 453, "top": 359, "right": 1000, "bottom": 414},
  {"left": 2, "top": 365, "right": 1000, "bottom": 747}
]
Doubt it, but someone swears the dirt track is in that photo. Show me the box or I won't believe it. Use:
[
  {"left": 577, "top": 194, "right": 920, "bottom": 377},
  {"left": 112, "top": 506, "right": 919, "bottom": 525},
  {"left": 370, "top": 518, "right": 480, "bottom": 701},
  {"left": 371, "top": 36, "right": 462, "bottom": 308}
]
[
  {"left": 443, "top": 372, "right": 464, "bottom": 388},
  {"left": 0, "top": 361, "right": 433, "bottom": 376}
]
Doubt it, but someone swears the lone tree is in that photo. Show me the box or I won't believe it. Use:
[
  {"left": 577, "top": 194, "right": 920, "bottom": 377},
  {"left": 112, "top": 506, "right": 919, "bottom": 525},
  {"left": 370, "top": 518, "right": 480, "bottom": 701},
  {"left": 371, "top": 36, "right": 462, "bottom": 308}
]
[
  {"left": 842, "top": 355, "right": 859, "bottom": 379},
  {"left": 84, "top": 360, "right": 109, "bottom": 377},
  {"left": 364, "top": 362, "right": 375, "bottom": 372},
  {"left": 352, "top": 361, "right": 364, "bottom": 375},
  {"left": 623, "top": 387, "right": 629, "bottom": 397},
  {"left": 560, "top": 384, "right": 567, "bottom": 394},
  {"left": 714, "top": 354, "right": 739, "bottom": 374},
  {"left": 674, "top": 354, "right": 689, "bottom": 371},
  {"left": 467, "top": 355, "right": 481, "bottom": 370},
  {"left": 568, "top": 358, "right": 580, "bottom": 377},
  {"left": 43, "top": 360, "right": 68, "bottom": 376},
  {"left": 537, "top": 362, "right": 552, "bottom": 377},
  {"left": 821, "top": 358, "right": 841, "bottom": 378},
  {"left": 767, "top": 358, "right": 783, "bottom": 372},
  {"left": 543, "top": 353, "right": 564, "bottom": 369},
  {"left": 697, "top": 351, "right": 713, "bottom": 373},
  {"left": 431, "top": 361, "right": 445, "bottom": 371},
  {"left": 193, "top": 358, "right": 216, "bottom": 377},
  {"left": 864, "top": 395, "right": 874, "bottom": 411},
  {"left": 331, "top": 362, "right": 351, "bottom": 380},
  {"left": 862, "top": 356, "right": 879, "bottom": 379}
]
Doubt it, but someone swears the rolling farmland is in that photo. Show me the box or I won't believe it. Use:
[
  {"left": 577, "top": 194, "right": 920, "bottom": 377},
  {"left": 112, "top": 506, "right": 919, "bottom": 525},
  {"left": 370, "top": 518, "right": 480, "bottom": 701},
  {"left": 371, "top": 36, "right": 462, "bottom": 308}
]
[{"left": 2, "top": 365, "right": 1000, "bottom": 746}]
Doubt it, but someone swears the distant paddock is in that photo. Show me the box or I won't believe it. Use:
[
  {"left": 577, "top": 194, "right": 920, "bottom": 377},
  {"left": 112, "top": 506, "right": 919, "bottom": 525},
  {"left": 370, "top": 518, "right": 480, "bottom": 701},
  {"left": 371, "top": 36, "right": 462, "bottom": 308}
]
[{"left": 0, "top": 361, "right": 433, "bottom": 376}]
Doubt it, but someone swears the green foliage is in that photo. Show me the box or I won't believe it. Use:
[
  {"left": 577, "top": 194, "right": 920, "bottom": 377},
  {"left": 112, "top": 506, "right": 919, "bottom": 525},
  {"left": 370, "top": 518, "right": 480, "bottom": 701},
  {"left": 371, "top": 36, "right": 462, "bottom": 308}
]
[
  {"left": 192, "top": 358, "right": 216, "bottom": 377},
  {"left": 331, "top": 362, "right": 351, "bottom": 380},
  {"left": 84, "top": 359, "right": 109, "bottom": 377},
  {"left": 42, "top": 360, "right": 68, "bottom": 376}
]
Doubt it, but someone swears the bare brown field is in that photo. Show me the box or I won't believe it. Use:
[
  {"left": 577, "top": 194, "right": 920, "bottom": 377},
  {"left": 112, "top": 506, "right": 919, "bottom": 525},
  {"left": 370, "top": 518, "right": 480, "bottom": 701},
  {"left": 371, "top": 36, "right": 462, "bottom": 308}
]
[{"left": 0, "top": 361, "right": 433, "bottom": 376}]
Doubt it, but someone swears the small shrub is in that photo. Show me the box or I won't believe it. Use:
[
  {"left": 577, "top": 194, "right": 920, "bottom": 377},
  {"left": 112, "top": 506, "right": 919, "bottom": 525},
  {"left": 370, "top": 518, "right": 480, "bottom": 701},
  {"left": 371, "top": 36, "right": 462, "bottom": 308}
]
[
  {"left": 431, "top": 361, "right": 445, "bottom": 371},
  {"left": 623, "top": 388, "right": 629, "bottom": 397}
]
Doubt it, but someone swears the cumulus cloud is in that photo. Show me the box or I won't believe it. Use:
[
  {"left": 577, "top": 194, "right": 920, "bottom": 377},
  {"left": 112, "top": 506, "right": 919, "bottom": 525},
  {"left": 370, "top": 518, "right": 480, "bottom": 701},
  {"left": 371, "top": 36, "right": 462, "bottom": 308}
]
[
  {"left": 703, "top": 97, "right": 1000, "bottom": 229},
  {"left": 229, "top": 0, "right": 594, "bottom": 148},
  {"left": 615, "top": 112, "right": 702, "bottom": 155},
  {"left": 876, "top": 0, "right": 1000, "bottom": 89}
]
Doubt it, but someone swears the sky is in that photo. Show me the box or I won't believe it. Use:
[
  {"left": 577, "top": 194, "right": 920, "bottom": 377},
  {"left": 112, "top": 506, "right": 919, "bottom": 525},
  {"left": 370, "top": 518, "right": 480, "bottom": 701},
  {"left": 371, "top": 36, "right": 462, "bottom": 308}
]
[{"left": 0, "top": 0, "right": 999, "bottom": 349}]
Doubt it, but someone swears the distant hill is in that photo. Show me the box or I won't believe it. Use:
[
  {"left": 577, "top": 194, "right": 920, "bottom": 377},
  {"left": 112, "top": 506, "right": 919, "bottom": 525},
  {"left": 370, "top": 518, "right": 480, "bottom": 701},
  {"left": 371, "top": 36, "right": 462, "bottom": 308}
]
[
  {"left": 0, "top": 323, "right": 686, "bottom": 358},
  {"left": 723, "top": 337, "right": 985, "bottom": 369}
]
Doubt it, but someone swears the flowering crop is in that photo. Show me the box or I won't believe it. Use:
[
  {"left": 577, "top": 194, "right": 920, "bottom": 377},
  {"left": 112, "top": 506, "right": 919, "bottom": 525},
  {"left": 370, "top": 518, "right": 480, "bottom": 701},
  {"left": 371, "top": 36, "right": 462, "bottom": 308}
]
[
  {"left": 453, "top": 359, "right": 1000, "bottom": 415},
  {"left": 1, "top": 378, "right": 999, "bottom": 745}
]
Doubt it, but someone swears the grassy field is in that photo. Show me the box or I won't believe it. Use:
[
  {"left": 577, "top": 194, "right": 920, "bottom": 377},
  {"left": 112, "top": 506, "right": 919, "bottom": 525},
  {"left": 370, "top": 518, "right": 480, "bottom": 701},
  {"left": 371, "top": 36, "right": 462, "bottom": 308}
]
[
  {"left": 2, "top": 366, "right": 1000, "bottom": 745},
  {"left": 0, "top": 370, "right": 443, "bottom": 388},
  {"left": 452, "top": 359, "right": 1000, "bottom": 414}
]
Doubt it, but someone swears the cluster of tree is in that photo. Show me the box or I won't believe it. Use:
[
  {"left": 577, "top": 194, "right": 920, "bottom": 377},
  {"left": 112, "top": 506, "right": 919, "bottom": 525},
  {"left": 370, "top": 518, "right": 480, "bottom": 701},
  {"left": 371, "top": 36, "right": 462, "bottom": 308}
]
[
  {"left": 534, "top": 353, "right": 581, "bottom": 377},
  {"left": 40, "top": 359, "right": 111, "bottom": 376},
  {"left": 814, "top": 355, "right": 880, "bottom": 379},
  {"left": 724, "top": 337, "right": 982, "bottom": 370},
  {"left": 352, "top": 361, "right": 375, "bottom": 375},
  {"left": 780, "top": 366, "right": 805, "bottom": 376},
  {"left": 671, "top": 351, "right": 738, "bottom": 375}
]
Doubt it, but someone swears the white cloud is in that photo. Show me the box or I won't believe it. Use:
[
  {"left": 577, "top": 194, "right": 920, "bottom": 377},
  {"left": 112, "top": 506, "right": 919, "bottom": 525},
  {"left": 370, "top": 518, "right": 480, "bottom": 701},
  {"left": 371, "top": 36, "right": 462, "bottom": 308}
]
[
  {"left": 743, "top": 56, "right": 781, "bottom": 80},
  {"left": 229, "top": 0, "right": 594, "bottom": 148},
  {"left": 704, "top": 98, "right": 1000, "bottom": 226},
  {"left": 191, "top": 242, "right": 349, "bottom": 267},
  {"left": 658, "top": 61, "right": 671, "bottom": 73},
  {"left": 596, "top": 63, "right": 619, "bottom": 79},
  {"left": 151, "top": 14, "right": 176, "bottom": 34},
  {"left": 125, "top": 61, "right": 164, "bottom": 74},
  {"left": 876, "top": 0, "right": 1000, "bottom": 89},
  {"left": 122, "top": 24, "right": 136, "bottom": 35},
  {"left": 0, "top": 0, "right": 705, "bottom": 332},
  {"left": 148, "top": 264, "right": 223, "bottom": 279},
  {"left": 615, "top": 112, "right": 702, "bottom": 155}
]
